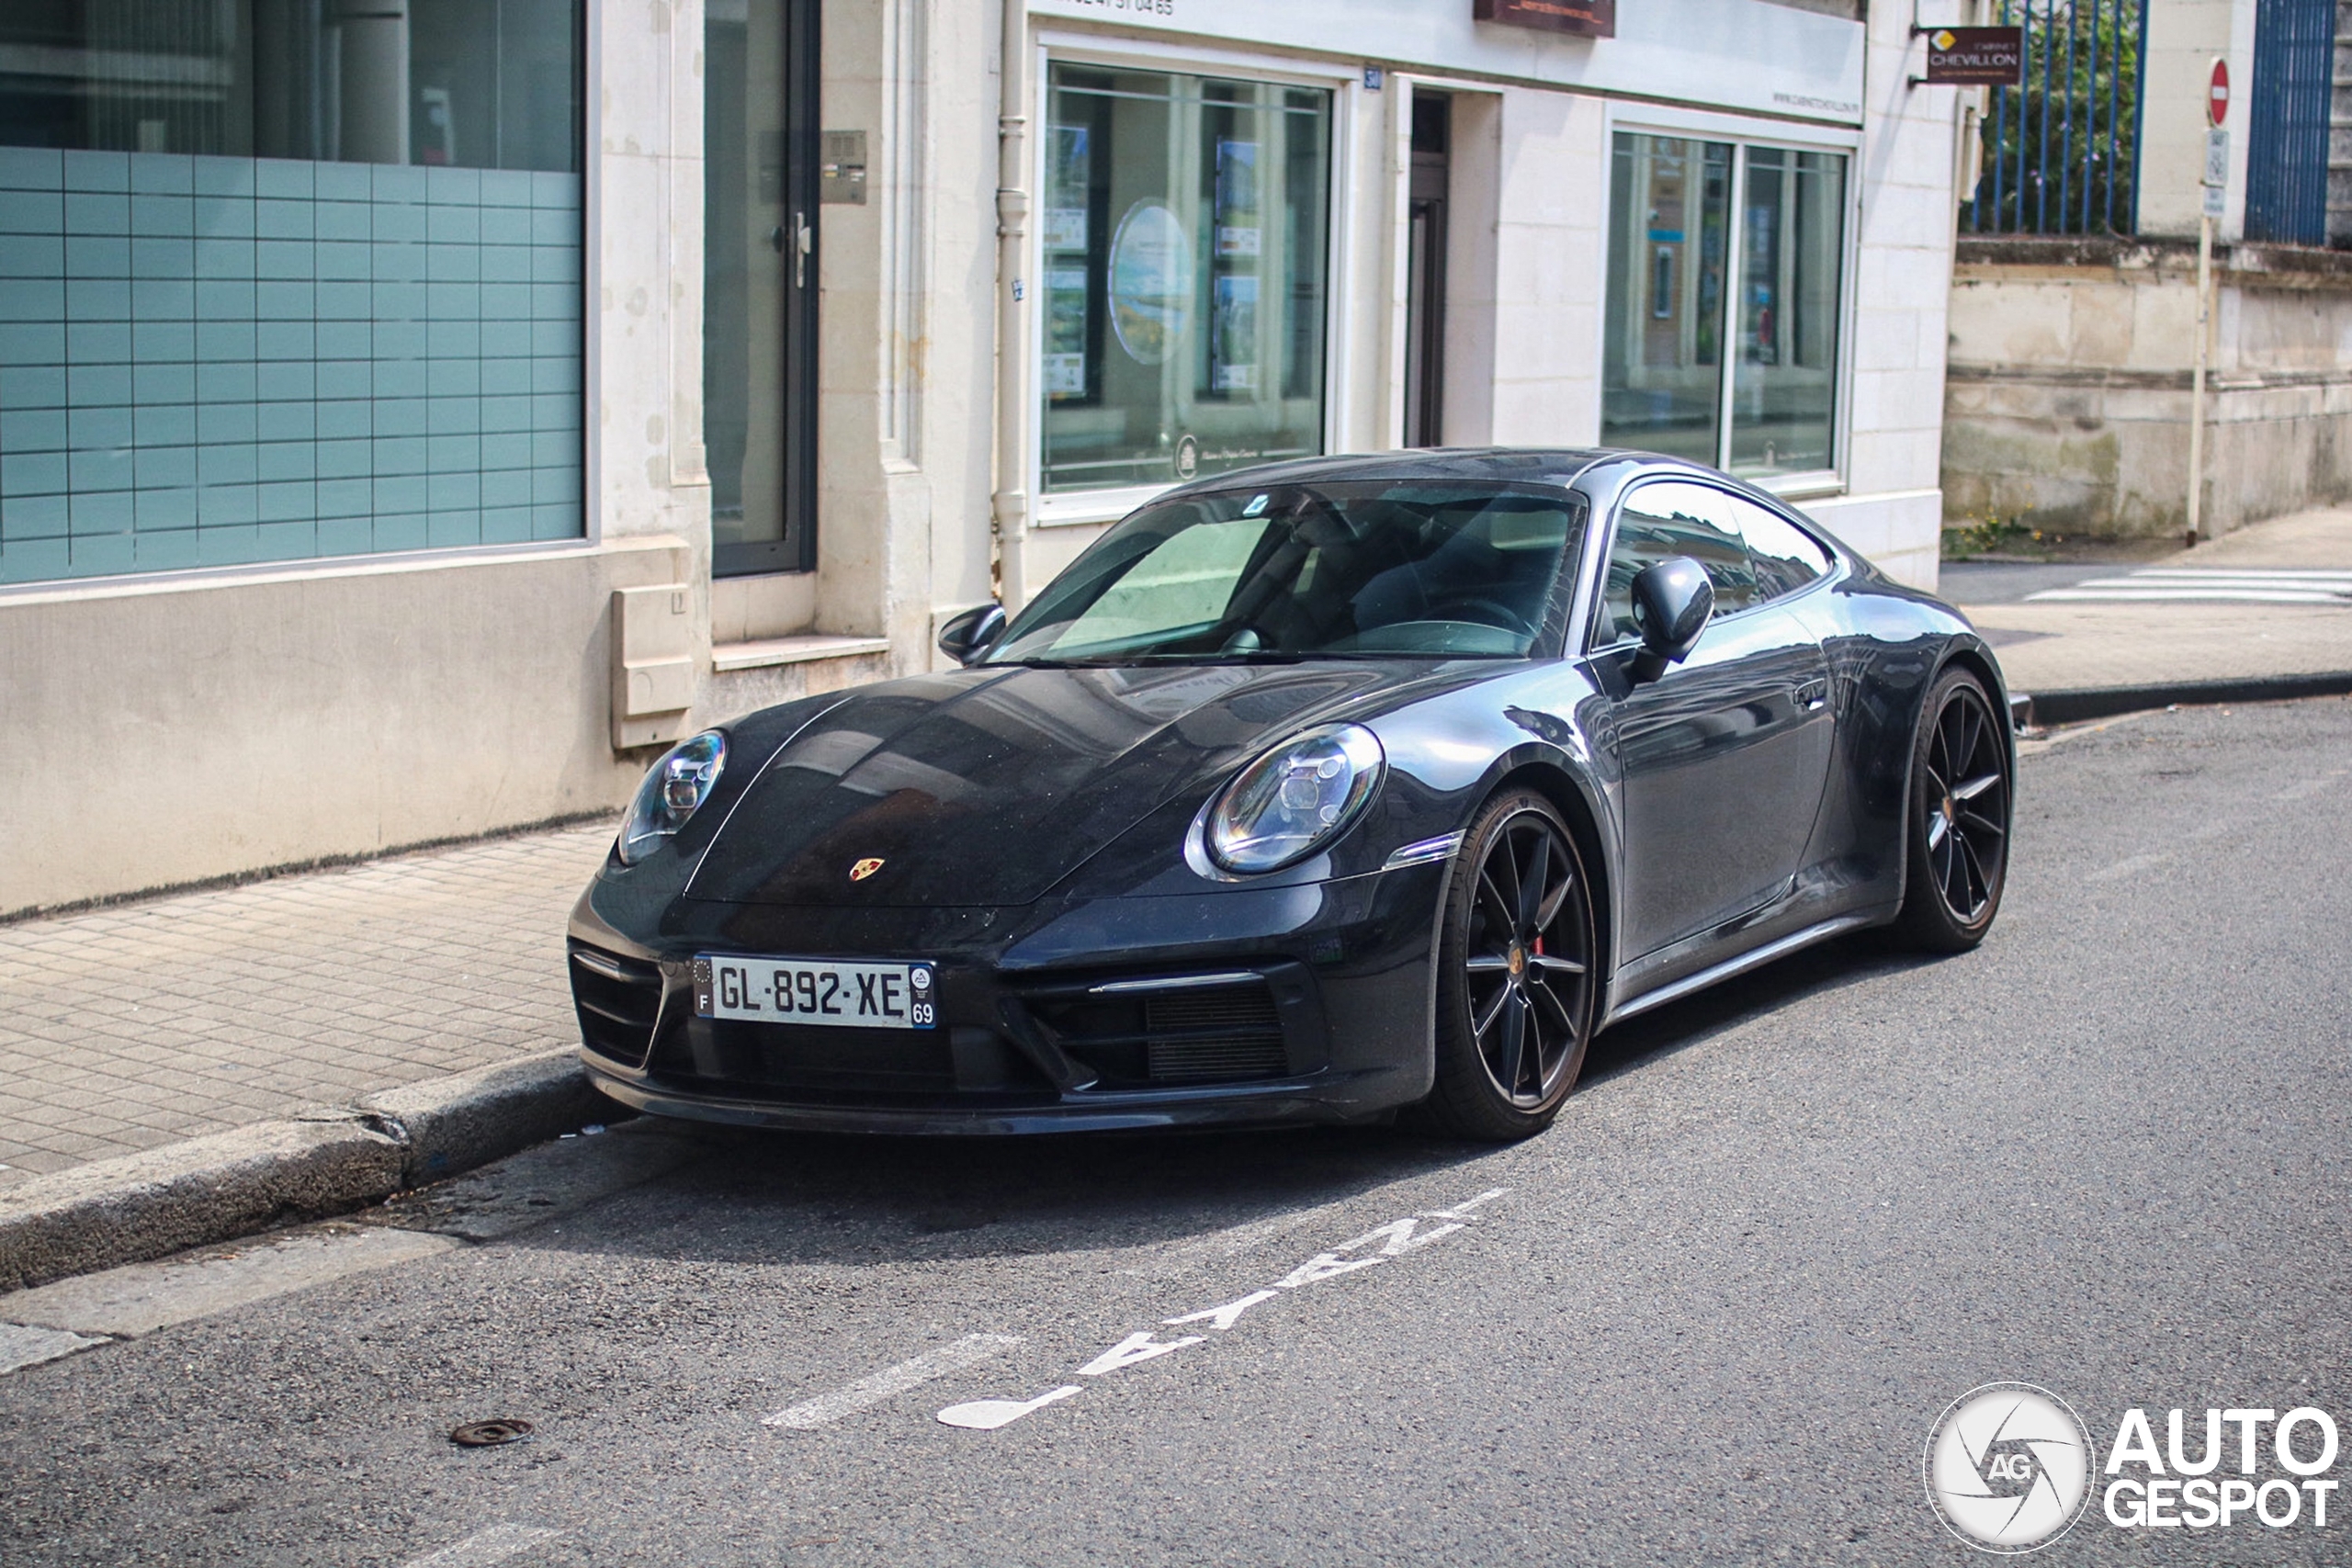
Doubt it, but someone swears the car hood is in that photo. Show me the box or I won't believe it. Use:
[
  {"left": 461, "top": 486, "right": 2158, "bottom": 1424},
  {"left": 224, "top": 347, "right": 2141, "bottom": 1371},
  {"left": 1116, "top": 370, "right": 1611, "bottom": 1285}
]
[{"left": 686, "top": 663, "right": 1405, "bottom": 907}]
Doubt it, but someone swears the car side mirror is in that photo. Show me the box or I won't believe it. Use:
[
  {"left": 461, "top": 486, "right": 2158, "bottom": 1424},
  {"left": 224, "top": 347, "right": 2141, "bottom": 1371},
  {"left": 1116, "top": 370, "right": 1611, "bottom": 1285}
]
[
  {"left": 1627, "top": 558, "right": 1713, "bottom": 683},
  {"left": 937, "top": 603, "right": 1006, "bottom": 666}
]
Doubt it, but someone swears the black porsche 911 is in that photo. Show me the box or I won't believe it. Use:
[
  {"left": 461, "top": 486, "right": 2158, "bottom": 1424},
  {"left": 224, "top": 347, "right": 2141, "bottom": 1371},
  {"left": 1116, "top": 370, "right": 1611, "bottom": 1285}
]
[{"left": 568, "top": 449, "right": 2014, "bottom": 1141}]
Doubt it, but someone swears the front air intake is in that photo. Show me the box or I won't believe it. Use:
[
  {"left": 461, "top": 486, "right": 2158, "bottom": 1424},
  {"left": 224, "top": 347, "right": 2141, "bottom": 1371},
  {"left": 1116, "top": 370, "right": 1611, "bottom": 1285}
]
[
  {"left": 1141, "top": 985, "right": 1287, "bottom": 1083},
  {"left": 568, "top": 943, "right": 664, "bottom": 1068}
]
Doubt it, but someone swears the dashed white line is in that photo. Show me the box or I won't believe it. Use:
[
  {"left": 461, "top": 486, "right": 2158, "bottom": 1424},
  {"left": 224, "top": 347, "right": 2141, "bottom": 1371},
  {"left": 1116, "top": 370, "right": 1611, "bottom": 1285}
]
[
  {"left": 400, "top": 1523, "right": 564, "bottom": 1568},
  {"left": 765, "top": 1333, "right": 1023, "bottom": 1429},
  {"left": 0, "top": 1321, "right": 107, "bottom": 1375}
]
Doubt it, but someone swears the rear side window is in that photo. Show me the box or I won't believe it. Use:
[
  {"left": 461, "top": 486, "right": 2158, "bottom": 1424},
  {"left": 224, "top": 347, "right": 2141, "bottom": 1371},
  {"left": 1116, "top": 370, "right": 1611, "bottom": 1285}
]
[{"left": 1725, "top": 495, "right": 1834, "bottom": 601}]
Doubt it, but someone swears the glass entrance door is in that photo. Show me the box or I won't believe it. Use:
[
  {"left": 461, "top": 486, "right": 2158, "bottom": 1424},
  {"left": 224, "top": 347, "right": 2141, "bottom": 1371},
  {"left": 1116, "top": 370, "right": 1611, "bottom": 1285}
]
[{"left": 705, "top": 0, "right": 817, "bottom": 576}]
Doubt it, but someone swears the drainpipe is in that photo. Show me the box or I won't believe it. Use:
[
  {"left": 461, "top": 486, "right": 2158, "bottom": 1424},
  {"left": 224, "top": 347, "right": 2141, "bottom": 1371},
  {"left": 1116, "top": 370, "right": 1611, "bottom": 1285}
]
[{"left": 992, "top": 0, "right": 1032, "bottom": 608}]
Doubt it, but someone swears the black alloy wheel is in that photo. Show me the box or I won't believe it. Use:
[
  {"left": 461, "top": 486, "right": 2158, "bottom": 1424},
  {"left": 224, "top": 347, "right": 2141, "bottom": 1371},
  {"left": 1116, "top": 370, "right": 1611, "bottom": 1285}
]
[
  {"left": 1421, "top": 790, "right": 1598, "bottom": 1140},
  {"left": 1891, "top": 667, "right": 2013, "bottom": 952}
]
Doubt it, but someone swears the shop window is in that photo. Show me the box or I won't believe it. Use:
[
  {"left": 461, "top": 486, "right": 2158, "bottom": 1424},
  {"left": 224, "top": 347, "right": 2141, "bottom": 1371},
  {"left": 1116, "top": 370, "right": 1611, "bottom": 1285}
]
[
  {"left": 1041, "top": 64, "right": 1332, "bottom": 497},
  {"left": 1603, "top": 132, "right": 1846, "bottom": 483},
  {"left": 0, "top": 0, "right": 582, "bottom": 585}
]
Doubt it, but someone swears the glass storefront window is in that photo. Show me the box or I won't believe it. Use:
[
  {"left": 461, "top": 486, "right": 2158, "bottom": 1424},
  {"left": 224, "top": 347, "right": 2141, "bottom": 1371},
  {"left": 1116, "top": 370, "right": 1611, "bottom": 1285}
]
[
  {"left": 1041, "top": 64, "right": 1331, "bottom": 496},
  {"left": 1603, "top": 135, "right": 1730, "bottom": 466},
  {"left": 1729, "top": 147, "right": 1844, "bottom": 477},
  {"left": 0, "top": 2, "right": 582, "bottom": 585},
  {"left": 1604, "top": 131, "right": 1847, "bottom": 482}
]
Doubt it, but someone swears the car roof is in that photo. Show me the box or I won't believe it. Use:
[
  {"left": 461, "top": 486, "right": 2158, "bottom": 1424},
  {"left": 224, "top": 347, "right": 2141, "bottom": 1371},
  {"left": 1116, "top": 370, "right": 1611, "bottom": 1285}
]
[{"left": 1155, "top": 447, "right": 1634, "bottom": 498}]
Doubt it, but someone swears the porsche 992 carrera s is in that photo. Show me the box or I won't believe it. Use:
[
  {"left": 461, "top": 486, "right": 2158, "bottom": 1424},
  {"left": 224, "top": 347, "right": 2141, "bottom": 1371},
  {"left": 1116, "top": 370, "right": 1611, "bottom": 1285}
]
[{"left": 568, "top": 450, "right": 2014, "bottom": 1141}]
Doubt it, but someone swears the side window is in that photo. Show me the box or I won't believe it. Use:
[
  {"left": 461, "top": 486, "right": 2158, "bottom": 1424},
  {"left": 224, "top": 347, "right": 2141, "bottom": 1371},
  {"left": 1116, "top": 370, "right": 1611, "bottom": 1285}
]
[
  {"left": 1726, "top": 496, "right": 1834, "bottom": 602},
  {"left": 1597, "top": 481, "right": 1758, "bottom": 643}
]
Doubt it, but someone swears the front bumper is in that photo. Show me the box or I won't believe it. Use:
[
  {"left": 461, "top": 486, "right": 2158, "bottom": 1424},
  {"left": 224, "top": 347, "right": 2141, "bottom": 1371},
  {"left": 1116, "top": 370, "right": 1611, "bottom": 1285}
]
[{"left": 566, "top": 863, "right": 1446, "bottom": 1134}]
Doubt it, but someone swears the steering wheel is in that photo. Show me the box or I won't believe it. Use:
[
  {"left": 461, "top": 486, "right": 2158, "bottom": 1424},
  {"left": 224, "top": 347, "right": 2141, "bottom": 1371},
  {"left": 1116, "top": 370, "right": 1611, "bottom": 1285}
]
[{"left": 1429, "top": 596, "right": 1535, "bottom": 638}]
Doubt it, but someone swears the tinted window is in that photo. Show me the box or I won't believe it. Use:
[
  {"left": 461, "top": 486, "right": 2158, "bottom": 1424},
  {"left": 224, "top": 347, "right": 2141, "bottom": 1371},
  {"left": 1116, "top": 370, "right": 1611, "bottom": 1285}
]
[
  {"left": 1599, "top": 481, "right": 1758, "bottom": 642},
  {"left": 1728, "top": 496, "right": 1834, "bottom": 601},
  {"left": 989, "top": 481, "right": 1585, "bottom": 663}
]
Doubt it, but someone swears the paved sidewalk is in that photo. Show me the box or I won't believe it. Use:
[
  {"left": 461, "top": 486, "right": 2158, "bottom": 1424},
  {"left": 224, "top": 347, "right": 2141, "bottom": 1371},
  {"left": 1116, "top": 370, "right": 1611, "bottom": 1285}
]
[
  {"left": 0, "top": 825, "right": 610, "bottom": 1189},
  {"left": 1957, "top": 506, "right": 2352, "bottom": 694}
]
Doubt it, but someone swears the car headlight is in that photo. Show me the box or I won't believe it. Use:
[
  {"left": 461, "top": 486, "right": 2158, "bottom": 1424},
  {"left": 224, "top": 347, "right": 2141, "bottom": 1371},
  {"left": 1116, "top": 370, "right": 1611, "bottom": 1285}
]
[
  {"left": 1206, "top": 723, "right": 1385, "bottom": 874},
  {"left": 616, "top": 729, "right": 728, "bottom": 865}
]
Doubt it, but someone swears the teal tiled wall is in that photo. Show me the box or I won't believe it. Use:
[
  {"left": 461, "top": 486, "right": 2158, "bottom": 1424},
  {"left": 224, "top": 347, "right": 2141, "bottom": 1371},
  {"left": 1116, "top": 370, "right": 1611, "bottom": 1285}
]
[{"left": 0, "top": 148, "right": 582, "bottom": 585}]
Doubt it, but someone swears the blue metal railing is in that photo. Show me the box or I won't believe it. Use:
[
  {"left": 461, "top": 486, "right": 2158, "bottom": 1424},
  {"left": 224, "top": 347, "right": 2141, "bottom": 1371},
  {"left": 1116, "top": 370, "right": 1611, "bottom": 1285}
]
[
  {"left": 1963, "top": 0, "right": 2149, "bottom": 235},
  {"left": 2244, "top": 0, "right": 2335, "bottom": 245}
]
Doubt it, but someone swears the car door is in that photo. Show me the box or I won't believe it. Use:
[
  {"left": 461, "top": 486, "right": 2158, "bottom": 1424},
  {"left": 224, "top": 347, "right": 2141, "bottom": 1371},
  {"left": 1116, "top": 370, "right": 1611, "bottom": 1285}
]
[{"left": 1590, "top": 479, "right": 1838, "bottom": 958}]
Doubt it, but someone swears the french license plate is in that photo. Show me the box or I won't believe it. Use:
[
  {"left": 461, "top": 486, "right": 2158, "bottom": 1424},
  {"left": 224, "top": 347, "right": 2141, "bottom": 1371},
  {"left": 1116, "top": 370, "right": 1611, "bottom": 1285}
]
[{"left": 693, "top": 954, "right": 938, "bottom": 1030}]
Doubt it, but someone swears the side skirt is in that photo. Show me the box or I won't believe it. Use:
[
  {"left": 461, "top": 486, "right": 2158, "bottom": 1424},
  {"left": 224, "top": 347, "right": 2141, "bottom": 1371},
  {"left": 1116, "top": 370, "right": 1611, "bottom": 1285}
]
[{"left": 1600, "top": 911, "right": 1883, "bottom": 1029}]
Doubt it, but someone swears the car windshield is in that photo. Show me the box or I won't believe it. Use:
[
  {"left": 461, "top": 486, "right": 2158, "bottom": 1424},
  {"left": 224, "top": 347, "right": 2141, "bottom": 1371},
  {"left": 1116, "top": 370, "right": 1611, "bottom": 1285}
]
[{"left": 985, "top": 481, "right": 1585, "bottom": 665}]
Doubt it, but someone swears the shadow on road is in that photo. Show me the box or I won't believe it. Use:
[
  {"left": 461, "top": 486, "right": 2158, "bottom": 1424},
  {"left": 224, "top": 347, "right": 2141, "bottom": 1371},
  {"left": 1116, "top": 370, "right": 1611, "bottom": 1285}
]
[
  {"left": 1582, "top": 934, "right": 1934, "bottom": 1085},
  {"left": 478, "top": 937, "right": 1940, "bottom": 1272}
]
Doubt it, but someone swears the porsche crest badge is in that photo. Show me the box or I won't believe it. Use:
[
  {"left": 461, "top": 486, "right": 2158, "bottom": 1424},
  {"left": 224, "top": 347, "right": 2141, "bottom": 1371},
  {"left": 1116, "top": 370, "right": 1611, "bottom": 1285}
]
[{"left": 849, "top": 857, "right": 886, "bottom": 883}]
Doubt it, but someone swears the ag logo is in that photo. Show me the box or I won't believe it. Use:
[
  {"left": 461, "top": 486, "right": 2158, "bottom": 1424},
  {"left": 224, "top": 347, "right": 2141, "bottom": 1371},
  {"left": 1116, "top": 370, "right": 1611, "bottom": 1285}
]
[
  {"left": 1925, "top": 1382, "right": 2096, "bottom": 1553},
  {"left": 849, "top": 857, "right": 886, "bottom": 883}
]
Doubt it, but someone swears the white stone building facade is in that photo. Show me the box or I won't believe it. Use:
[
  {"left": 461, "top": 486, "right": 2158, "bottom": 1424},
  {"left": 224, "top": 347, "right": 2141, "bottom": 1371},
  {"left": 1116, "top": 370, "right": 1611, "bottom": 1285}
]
[{"left": 0, "top": 0, "right": 1964, "bottom": 914}]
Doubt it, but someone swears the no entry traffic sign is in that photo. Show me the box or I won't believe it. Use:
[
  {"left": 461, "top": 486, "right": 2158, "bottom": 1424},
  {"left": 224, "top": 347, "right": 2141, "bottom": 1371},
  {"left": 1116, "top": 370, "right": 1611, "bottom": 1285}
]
[{"left": 2209, "top": 58, "right": 2231, "bottom": 126}]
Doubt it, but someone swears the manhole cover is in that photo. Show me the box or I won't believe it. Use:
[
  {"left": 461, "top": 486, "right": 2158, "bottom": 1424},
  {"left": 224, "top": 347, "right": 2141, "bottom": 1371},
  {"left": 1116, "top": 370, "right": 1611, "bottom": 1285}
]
[{"left": 449, "top": 1418, "right": 535, "bottom": 1448}]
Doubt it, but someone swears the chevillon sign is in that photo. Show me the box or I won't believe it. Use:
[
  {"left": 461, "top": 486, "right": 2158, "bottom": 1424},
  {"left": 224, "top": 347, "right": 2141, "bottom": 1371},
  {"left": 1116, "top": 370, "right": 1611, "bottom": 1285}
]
[{"left": 1922, "top": 26, "right": 2026, "bottom": 87}]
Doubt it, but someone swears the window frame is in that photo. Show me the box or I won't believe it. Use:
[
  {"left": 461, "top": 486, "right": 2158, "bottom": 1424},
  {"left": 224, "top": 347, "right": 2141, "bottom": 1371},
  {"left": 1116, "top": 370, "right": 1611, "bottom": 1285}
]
[
  {"left": 1583, "top": 474, "right": 1848, "bottom": 656},
  {"left": 1028, "top": 30, "right": 1361, "bottom": 531},
  {"left": 1600, "top": 102, "right": 1862, "bottom": 504}
]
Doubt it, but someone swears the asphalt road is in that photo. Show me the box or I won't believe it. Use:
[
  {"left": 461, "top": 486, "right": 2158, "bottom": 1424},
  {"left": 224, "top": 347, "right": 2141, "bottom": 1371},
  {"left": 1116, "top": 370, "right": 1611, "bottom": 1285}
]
[
  {"left": 1938, "top": 561, "right": 2120, "bottom": 604},
  {"left": 6, "top": 697, "right": 2352, "bottom": 1567}
]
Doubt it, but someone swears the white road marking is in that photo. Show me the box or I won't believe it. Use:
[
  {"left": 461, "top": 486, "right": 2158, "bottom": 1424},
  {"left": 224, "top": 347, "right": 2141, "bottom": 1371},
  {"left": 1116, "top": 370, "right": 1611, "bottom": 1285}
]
[
  {"left": 0, "top": 1321, "right": 108, "bottom": 1375},
  {"left": 2026, "top": 568, "right": 2352, "bottom": 606},
  {"left": 764, "top": 1333, "right": 1023, "bottom": 1429},
  {"left": 1164, "top": 1289, "right": 1278, "bottom": 1331},
  {"left": 1334, "top": 1216, "right": 1463, "bottom": 1256},
  {"left": 1423, "top": 1187, "right": 1510, "bottom": 1221},
  {"left": 1078, "top": 1331, "right": 1203, "bottom": 1376},
  {"left": 1272, "top": 1250, "right": 1383, "bottom": 1289},
  {"left": 938, "top": 1186, "right": 1514, "bottom": 1433},
  {"left": 936, "top": 1385, "right": 1082, "bottom": 1430},
  {"left": 0, "top": 1224, "right": 456, "bottom": 1339},
  {"left": 400, "top": 1523, "right": 564, "bottom": 1568}
]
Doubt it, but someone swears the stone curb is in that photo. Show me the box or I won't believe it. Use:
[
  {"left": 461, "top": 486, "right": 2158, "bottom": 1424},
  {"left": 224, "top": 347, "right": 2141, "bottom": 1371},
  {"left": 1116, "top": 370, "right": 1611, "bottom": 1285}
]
[
  {"left": 2018, "top": 671, "right": 2352, "bottom": 727},
  {"left": 0, "top": 1048, "right": 610, "bottom": 1295}
]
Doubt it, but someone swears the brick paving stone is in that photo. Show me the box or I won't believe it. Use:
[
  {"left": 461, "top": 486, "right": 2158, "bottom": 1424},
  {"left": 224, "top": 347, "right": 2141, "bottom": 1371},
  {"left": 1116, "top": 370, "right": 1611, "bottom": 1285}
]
[{"left": 0, "top": 822, "right": 614, "bottom": 1175}]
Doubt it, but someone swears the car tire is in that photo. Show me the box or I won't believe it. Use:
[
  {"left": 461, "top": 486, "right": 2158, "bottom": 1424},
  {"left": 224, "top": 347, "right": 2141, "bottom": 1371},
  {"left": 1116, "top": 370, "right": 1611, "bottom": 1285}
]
[
  {"left": 1887, "top": 665, "right": 2013, "bottom": 953},
  {"left": 1417, "top": 789, "right": 1599, "bottom": 1142}
]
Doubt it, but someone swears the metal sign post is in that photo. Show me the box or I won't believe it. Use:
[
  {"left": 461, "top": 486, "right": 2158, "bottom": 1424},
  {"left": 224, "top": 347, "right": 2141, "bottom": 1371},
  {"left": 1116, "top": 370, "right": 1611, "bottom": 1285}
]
[{"left": 2188, "top": 58, "right": 2228, "bottom": 546}]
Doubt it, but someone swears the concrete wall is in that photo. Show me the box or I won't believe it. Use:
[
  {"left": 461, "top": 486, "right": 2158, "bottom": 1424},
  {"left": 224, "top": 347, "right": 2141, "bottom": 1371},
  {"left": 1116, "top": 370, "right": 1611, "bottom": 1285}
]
[
  {"left": 1942, "top": 237, "right": 2352, "bottom": 538},
  {"left": 0, "top": 537, "right": 684, "bottom": 915}
]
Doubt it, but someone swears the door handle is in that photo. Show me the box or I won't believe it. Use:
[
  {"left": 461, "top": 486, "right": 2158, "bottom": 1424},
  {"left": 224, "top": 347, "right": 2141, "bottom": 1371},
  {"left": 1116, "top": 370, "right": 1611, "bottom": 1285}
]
[
  {"left": 793, "top": 209, "right": 812, "bottom": 288},
  {"left": 1794, "top": 678, "right": 1829, "bottom": 712}
]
